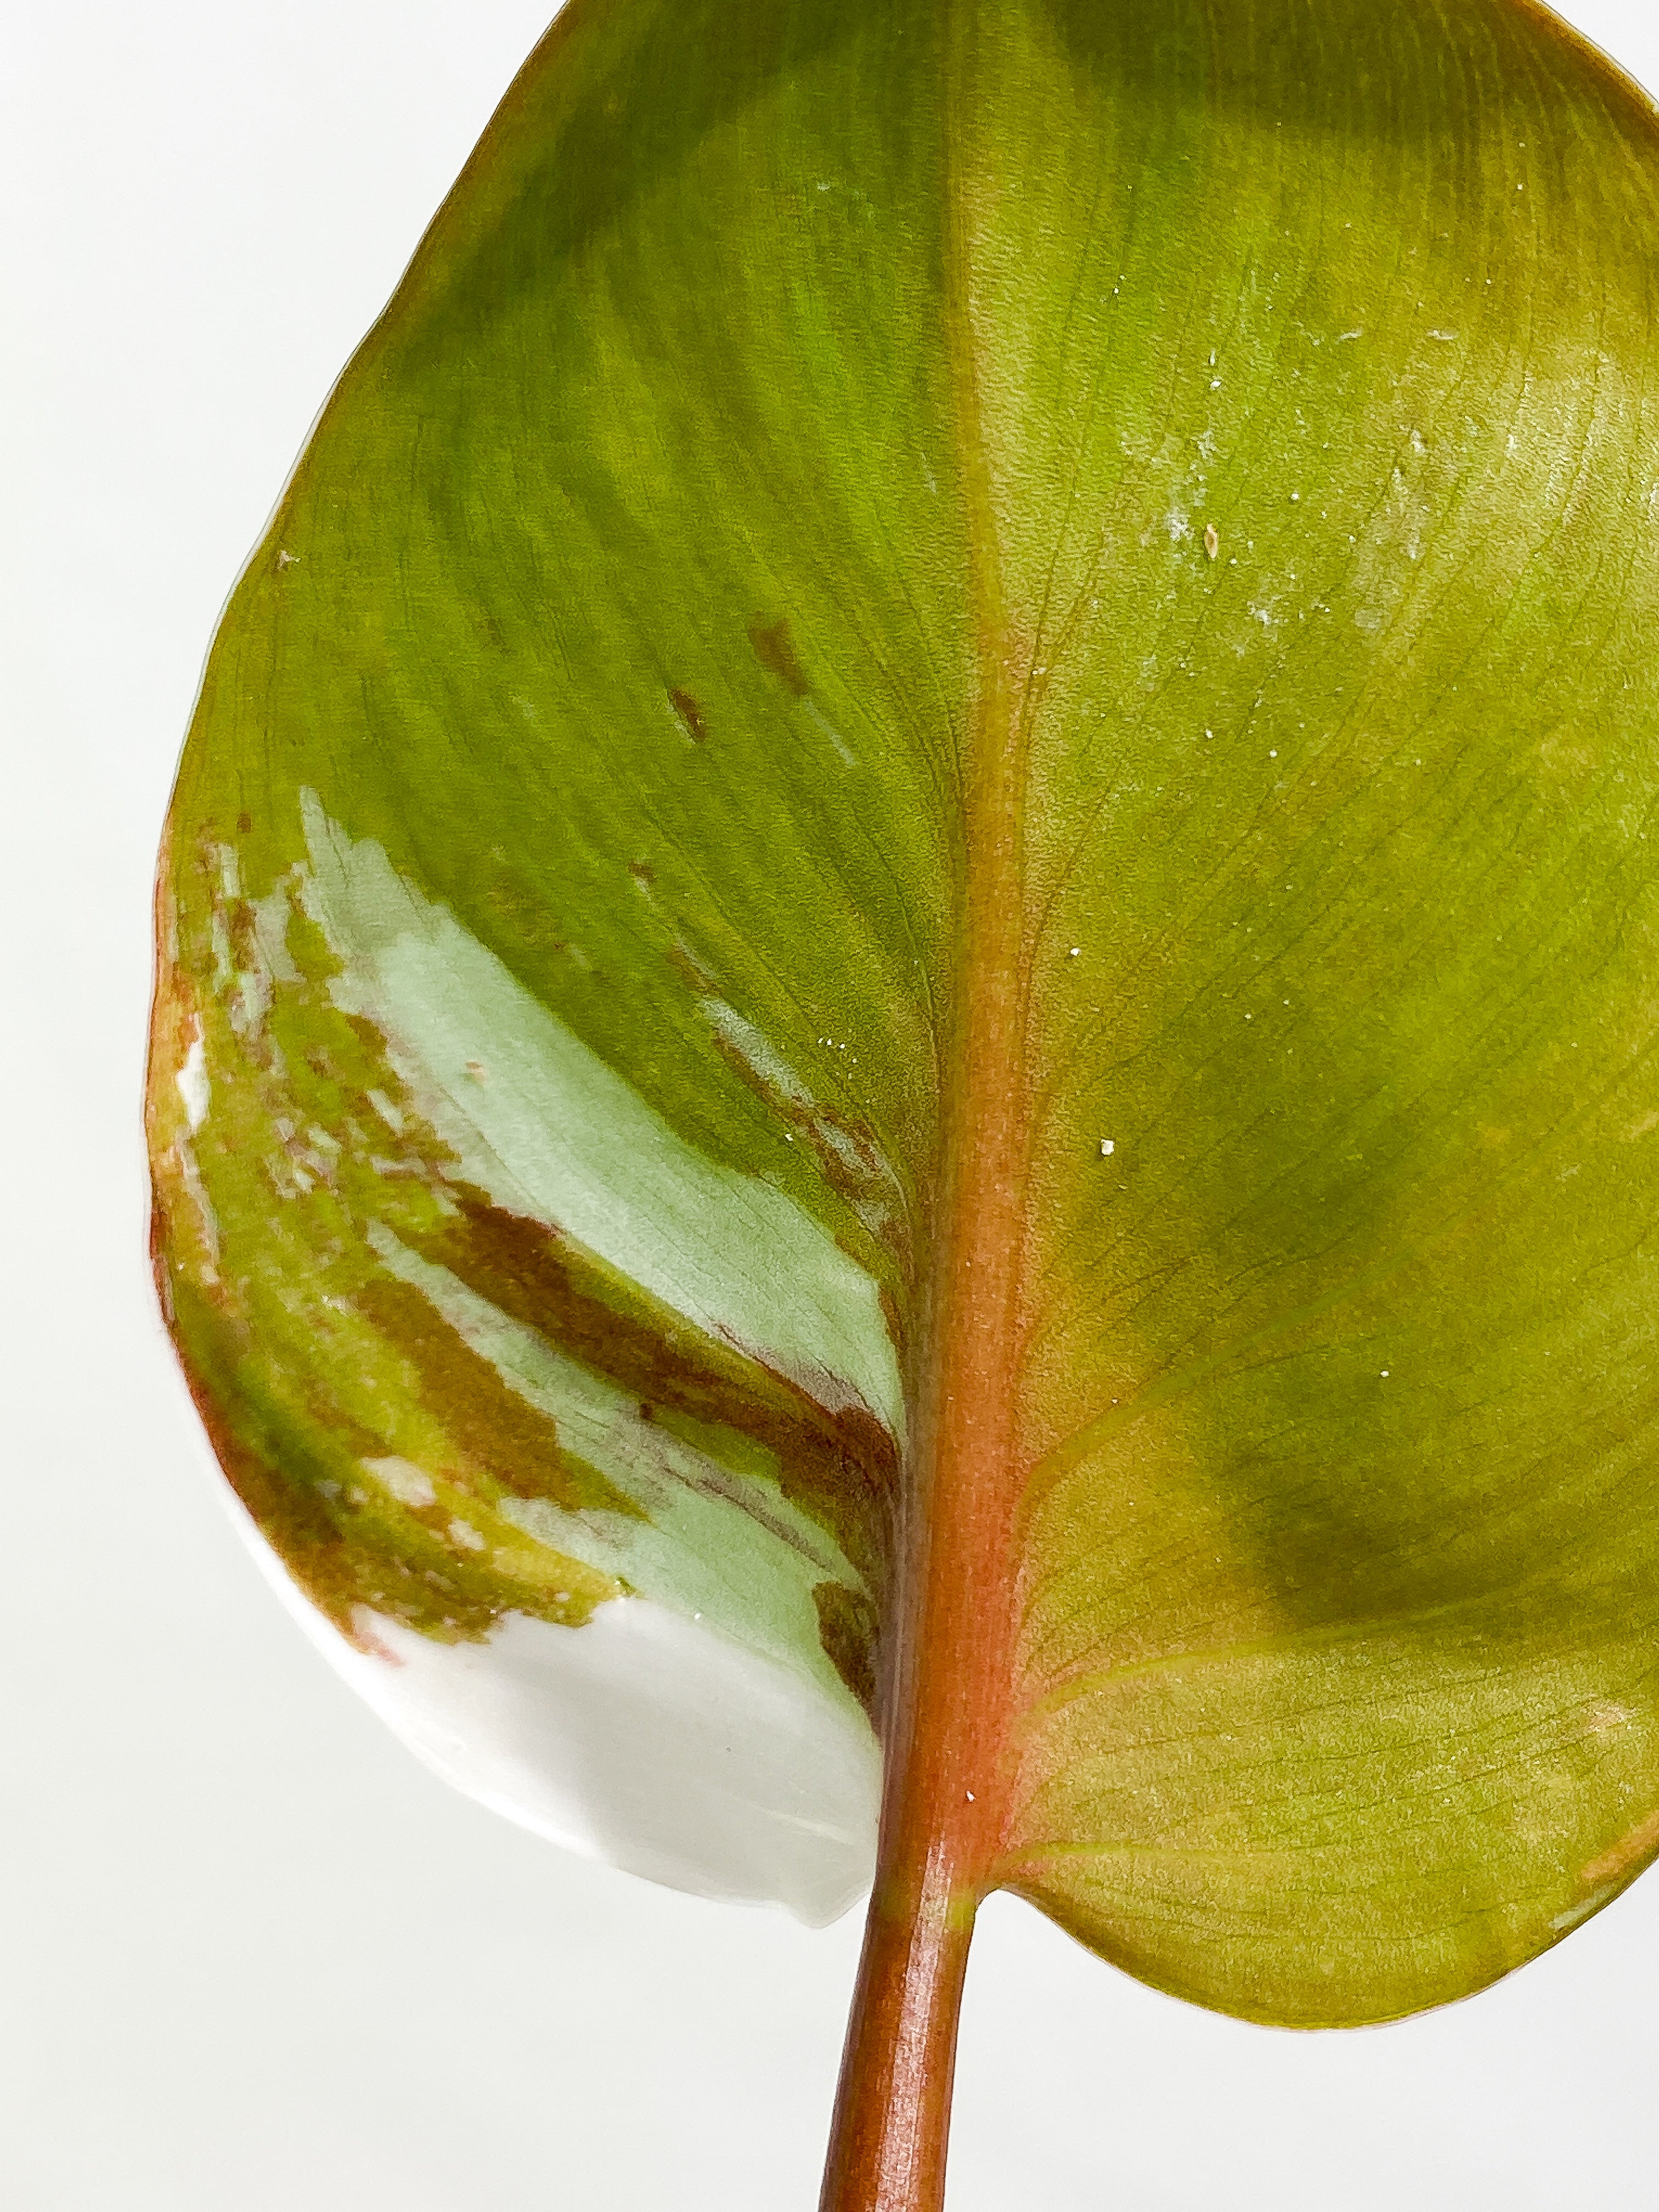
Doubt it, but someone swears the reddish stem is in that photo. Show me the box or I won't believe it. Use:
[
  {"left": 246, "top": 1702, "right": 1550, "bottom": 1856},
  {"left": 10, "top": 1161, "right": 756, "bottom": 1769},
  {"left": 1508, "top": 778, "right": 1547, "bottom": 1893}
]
[{"left": 818, "top": 1851, "right": 978, "bottom": 2212}]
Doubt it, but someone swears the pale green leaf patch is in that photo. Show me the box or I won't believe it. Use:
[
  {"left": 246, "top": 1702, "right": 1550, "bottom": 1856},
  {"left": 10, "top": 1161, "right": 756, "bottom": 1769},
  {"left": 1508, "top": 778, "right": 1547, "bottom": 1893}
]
[
  {"left": 300, "top": 792, "right": 904, "bottom": 1435},
  {"left": 368, "top": 1221, "right": 872, "bottom": 1720}
]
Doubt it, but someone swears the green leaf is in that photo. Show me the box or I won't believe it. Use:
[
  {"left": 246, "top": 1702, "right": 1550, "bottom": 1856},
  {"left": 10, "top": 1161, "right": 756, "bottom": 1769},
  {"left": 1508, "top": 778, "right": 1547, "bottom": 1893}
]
[{"left": 148, "top": 0, "right": 1659, "bottom": 2194}]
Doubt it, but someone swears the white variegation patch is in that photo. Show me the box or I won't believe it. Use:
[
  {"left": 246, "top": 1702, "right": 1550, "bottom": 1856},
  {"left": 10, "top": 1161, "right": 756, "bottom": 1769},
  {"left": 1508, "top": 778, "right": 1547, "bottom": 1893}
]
[
  {"left": 176, "top": 1030, "right": 211, "bottom": 1132},
  {"left": 298, "top": 792, "right": 903, "bottom": 1437},
  {"left": 229, "top": 1494, "right": 878, "bottom": 1924}
]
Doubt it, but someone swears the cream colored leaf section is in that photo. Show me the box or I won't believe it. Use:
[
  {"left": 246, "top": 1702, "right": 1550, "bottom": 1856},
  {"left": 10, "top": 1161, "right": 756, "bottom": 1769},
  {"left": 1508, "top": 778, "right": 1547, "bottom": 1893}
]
[{"left": 229, "top": 1490, "right": 878, "bottom": 1925}]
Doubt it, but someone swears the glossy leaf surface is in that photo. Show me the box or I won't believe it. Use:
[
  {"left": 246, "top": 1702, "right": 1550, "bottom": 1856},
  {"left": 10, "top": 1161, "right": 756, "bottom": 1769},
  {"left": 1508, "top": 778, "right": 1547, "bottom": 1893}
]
[{"left": 150, "top": 0, "right": 1659, "bottom": 2033}]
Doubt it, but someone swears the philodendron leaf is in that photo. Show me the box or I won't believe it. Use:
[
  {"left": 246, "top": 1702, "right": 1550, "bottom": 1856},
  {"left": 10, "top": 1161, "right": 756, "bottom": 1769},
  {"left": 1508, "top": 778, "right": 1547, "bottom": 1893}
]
[{"left": 150, "top": 0, "right": 1659, "bottom": 2197}]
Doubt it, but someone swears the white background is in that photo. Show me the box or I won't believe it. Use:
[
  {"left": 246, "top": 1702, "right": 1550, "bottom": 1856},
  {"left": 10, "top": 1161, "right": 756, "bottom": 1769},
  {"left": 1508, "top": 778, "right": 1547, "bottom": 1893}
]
[{"left": 5, "top": 3, "right": 1659, "bottom": 2205}]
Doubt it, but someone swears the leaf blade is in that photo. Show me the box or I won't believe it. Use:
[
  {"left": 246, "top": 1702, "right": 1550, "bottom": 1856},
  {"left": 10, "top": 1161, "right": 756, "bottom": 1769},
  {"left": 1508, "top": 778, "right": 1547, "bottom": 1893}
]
[{"left": 148, "top": 0, "right": 1659, "bottom": 2027}]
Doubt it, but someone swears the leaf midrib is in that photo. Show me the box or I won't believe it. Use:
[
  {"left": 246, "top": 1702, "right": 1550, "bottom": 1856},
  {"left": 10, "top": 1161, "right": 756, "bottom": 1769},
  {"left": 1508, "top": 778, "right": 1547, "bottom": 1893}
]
[{"left": 875, "top": 16, "right": 1035, "bottom": 1916}]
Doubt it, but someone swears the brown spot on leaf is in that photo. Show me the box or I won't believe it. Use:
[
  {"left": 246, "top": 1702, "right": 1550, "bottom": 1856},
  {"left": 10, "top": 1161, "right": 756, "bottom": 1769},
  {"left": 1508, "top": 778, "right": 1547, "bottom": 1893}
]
[
  {"left": 748, "top": 617, "right": 810, "bottom": 697},
  {"left": 668, "top": 686, "right": 707, "bottom": 742},
  {"left": 422, "top": 1189, "right": 897, "bottom": 1589}
]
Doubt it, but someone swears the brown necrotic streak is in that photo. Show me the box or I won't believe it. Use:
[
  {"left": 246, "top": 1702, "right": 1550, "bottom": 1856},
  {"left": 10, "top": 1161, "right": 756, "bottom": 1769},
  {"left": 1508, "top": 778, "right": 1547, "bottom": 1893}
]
[
  {"left": 814, "top": 1581, "right": 881, "bottom": 1713},
  {"left": 421, "top": 1188, "right": 898, "bottom": 1593},
  {"left": 354, "top": 1275, "right": 639, "bottom": 1517},
  {"left": 704, "top": 1024, "right": 916, "bottom": 1297}
]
